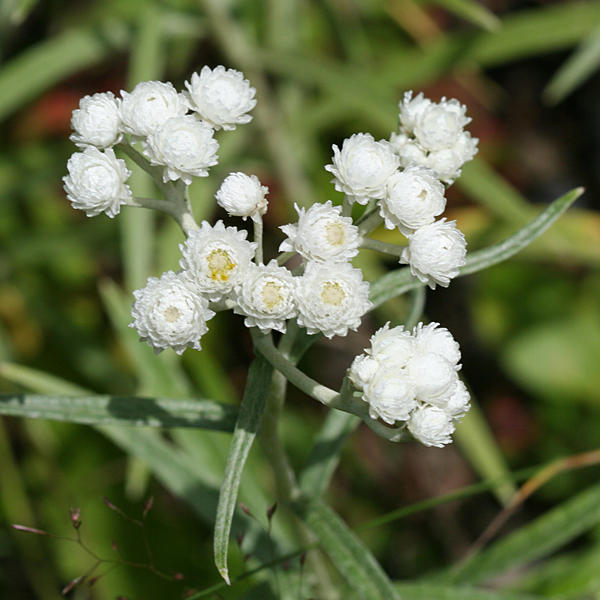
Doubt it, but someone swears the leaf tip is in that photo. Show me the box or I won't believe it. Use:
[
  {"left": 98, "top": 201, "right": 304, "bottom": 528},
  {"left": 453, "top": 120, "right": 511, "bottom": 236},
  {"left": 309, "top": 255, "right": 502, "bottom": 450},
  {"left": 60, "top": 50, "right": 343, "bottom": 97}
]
[{"left": 218, "top": 567, "right": 231, "bottom": 585}]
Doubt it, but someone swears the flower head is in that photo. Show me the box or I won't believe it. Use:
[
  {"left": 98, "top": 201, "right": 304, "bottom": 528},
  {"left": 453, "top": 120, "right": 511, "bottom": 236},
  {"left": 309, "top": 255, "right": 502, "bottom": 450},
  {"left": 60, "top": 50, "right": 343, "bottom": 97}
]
[
  {"left": 185, "top": 66, "right": 256, "bottom": 131},
  {"left": 296, "top": 262, "right": 371, "bottom": 338},
  {"left": 400, "top": 219, "right": 467, "bottom": 289},
  {"left": 232, "top": 261, "right": 297, "bottom": 333},
  {"left": 70, "top": 92, "right": 122, "bottom": 149},
  {"left": 413, "top": 322, "right": 461, "bottom": 366},
  {"left": 413, "top": 98, "right": 471, "bottom": 152},
  {"left": 380, "top": 167, "right": 446, "bottom": 234},
  {"left": 364, "top": 364, "right": 417, "bottom": 424},
  {"left": 279, "top": 201, "right": 360, "bottom": 263},
  {"left": 407, "top": 351, "right": 458, "bottom": 403},
  {"left": 143, "top": 116, "right": 219, "bottom": 184},
  {"left": 179, "top": 221, "right": 256, "bottom": 301},
  {"left": 325, "top": 133, "right": 399, "bottom": 205},
  {"left": 408, "top": 405, "right": 455, "bottom": 447},
  {"left": 120, "top": 81, "right": 187, "bottom": 137},
  {"left": 216, "top": 172, "right": 268, "bottom": 221},
  {"left": 63, "top": 147, "right": 131, "bottom": 218},
  {"left": 130, "top": 271, "right": 214, "bottom": 354}
]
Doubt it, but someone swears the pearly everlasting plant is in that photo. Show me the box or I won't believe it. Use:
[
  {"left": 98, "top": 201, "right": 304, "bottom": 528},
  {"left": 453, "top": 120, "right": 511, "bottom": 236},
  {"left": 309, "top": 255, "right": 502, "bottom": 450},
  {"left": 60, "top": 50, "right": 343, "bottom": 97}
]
[{"left": 55, "top": 62, "right": 582, "bottom": 591}]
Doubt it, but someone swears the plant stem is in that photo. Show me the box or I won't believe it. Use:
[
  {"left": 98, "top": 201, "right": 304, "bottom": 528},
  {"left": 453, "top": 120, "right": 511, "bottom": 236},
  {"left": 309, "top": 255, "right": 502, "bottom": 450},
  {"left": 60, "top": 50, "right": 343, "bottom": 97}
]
[
  {"left": 342, "top": 195, "right": 353, "bottom": 218},
  {"left": 361, "top": 237, "right": 405, "bottom": 257},
  {"left": 357, "top": 208, "right": 383, "bottom": 234},
  {"left": 254, "top": 216, "right": 264, "bottom": 264}
]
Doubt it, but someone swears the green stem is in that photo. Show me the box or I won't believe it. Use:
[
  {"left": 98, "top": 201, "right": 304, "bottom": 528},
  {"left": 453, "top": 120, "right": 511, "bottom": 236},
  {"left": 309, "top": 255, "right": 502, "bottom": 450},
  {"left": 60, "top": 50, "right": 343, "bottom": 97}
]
[
  {"left": 361, "top": 237, "right": 405, "bottom": 257},
  {"left": 254, "top": 216, "right": 264, "bottom": 264},
  {"left": 342, "top": 195, "right": 353, "bottom": 218},
  {"left": 357, "top": 208, "right": 383, "bottom": 234},
  {"left": 277, "top": 251, "right": 296, "bottom": 266},
  {"left": 404, "top": 285, "right": 426, "bottom": 329}
]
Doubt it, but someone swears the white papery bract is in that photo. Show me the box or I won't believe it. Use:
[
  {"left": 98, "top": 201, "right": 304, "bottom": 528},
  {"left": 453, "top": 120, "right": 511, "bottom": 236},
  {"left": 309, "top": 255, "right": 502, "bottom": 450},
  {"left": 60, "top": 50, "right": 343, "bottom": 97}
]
[
  {"left": 401, "top": 219, "right": 467, "bottom": 289},
  {"left": 279, "top": 201, "right": 360, "bottom": 263},
  {"left": 398, "top": 91, "right": 431, "bottom": 134},
  {"left": 380, "top": 167, "right": 446, "bottom": 234},
  {"left": 325, "top": 133, "right": 399, "bottom": 205},
  {"left": 120, "top": 81, "right": 187, "bottom": 138},
  {"left": 427, "top": 132, "right": 478, "bottom": 184},
  {"left": 179, "top": 221, "right": 256, "bottom": 301},
  {"left": 70, "top": 92, "right": 122, "bottom": 149},
  {"left": 185, "top": 66, "right": 256, "bottom": 131},
  {"left": 296, "top": 262, "right": 371, "bottom": 338},
  {"left": 216, "top": 172, "right": 268, "bottom": 221},
  {"left": 407, "top": 352, "right": 458, "bottom": 403},
  {"left": 445, "top": 379, "right": 471, "bottom": 419},
  {"left": 408, "top": 405, "right": 455, "bottom": 447},
  {"left": 364, "top": 365, "right": 417, "bottom": 424},
  {"left": 143, "top": 116, "right": 219, "bottom": 184},
  {"left": 369, "top": 323, "right": 415, "bottom": 366},
  {"left": 233, "top": 260, "right": 297, "bottom": 333},
  {"left": 130, "top": 271, "right": 214, "bottom": 355},
  {"left": 413, "top": 322, "right": 461, "bottom": 366},
  {"left": 349, "top": 354, "right": 380, "bottom": 391},
  {"left": 63, "top": 147, "right": 131, "bottom": 218},
  {"left": 413, "top": 98, "right": 471, "bottom": 152}
]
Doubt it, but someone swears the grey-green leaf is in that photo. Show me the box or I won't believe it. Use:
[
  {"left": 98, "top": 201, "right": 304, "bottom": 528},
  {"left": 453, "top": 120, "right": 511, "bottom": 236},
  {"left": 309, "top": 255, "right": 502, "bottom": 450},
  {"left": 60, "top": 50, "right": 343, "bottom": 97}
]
[
  {"left": 395, "top": 582, "right": 543, "bottom": 599},
  {"left": 295, "top": 498, "right": 400, "bottom": 600},
  {"left": 0, "top": 393, "right": 238, "bottom": 431},
  {"left": 214, "top": 356, "right": 273, "bottom": 584},
  {"left": 370, "top": 187, "right": 583, "bottom": 308}
]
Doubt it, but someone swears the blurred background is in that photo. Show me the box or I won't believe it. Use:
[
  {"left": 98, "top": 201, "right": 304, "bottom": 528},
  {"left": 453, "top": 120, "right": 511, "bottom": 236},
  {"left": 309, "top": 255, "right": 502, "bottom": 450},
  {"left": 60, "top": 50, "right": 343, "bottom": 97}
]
[{"left": 1, "top": 0, "right": 600, "bottom": 598}]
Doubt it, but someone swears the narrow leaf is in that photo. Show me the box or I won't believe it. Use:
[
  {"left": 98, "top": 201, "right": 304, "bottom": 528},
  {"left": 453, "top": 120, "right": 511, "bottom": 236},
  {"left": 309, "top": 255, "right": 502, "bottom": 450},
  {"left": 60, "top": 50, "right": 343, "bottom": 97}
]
[
  {"left": 544, "top": 24, "right": 600, "bottom": 104},
  {"left": 445, "top": 482, "right": 600, "bottom": 585},
  {"left": 299, "top": 411, "right": 360, "bottom": 497},
  {"left": 296, "top": 498, "right": 400, "bottom": 600},
  {"left": 370, "top": 187, "right": 583, "bottom": 308},
  {"left": 214, "top": 356, "right": 273, "bottom": 584},
  {"left": 395, "top": 582, "right": 542, "bottom": 599},
  {"left": 0, "top": 393, "right": 238, "bottom": 431},
  {"left": 430, "top": 0, "right": 501, "bottom": 32},
  {"left": 0, "top": 362, "right": 87, "bottom": 396}
]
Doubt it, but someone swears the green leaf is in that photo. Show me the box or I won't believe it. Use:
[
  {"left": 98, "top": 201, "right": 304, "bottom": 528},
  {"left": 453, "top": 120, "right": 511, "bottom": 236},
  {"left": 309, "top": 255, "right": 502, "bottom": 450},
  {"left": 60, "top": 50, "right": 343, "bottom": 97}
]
[
  {"left": 0, "top": 25, "right": 128, "bottom": 121},
  {"left": 0, "top": 393, "right": 238, "bottom": 431},
  {"left": 394, "top": 583, "right": 542, "bottom": 600},
  {"left": 455, "top": 401, "right": 516, "bottom": 505},
  {"left": 544, "top": 24, "right": 600, "bottom": 104},
  {"left": 295, "top": 498, "right": 400, "bottom": 600},
  {"left": 299, "top": 411, "right": 360, "bottom": 498},
  {"left": 430, "top": 0, "right": 501, "bottom": 32},
  {"left": 214, "top": 356, "right": 273, "bottom": 584},
  {"left": 444, "top": 482, "right": 600, "bottom": 585},
  {"left": 0, "top": 361, "right": 87, "bottom": 395},
  {"left": 370, "top": 187, "right": 583, "bottom": 309}
]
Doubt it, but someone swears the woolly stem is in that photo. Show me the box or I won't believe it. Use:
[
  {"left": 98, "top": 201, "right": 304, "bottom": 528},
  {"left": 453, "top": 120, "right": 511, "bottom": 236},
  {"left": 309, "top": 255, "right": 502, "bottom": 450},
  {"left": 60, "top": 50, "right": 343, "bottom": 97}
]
[
  {"left": 361, "top": 237, "right": 405, "bottom": 257},
  {"left": 253, "top": 216, "right": 264, "bottom": 265}
]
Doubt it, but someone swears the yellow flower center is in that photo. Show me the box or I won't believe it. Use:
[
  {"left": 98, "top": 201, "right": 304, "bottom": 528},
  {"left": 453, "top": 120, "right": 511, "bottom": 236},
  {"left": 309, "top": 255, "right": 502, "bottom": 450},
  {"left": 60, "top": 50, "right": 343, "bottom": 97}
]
[
  {"left": 164, "top": 306, "right": 181, "bottom": 323},
  {"left": 261, "top": 281, "right": 283, "bottom": 310},
  {"left": 206, "top": 248, "right": 236, "bottom": 282},
  {"left": 325, "top": 222, "right": 345, "bottom": 246},
  {"left": 320, "top": 281, "right": 346, "bottom": 306}
]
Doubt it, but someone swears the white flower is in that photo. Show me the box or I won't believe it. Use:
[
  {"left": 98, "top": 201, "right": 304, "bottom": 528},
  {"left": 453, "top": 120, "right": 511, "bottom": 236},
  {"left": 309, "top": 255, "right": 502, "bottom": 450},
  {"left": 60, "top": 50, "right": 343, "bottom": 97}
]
[
  {"left": 427, "top": 132, "right": 478, "bottom": 184},
  {"left": 325, "top": 133, "right": 399, "bottom": 205},
  {"left": 185, "top": 66, "right": 256, "bottom": 131},
  {"left": 413, "top": 97, "right": 471, "bottom": 152},
  {"left": 279, "top": 201, "right": 360, "bottom": 263},
  {"left": 143, "top": 116, "right": 219, "bottom": 184},
  {"left": 400, "top": 219, "right": 467, "bottom": 289},
  {"left": 408, "top": 405, "right": 455, "bottom": 447},
  {"left": 398, "top": 91, "right": 431, "bottom": 135},
  {"left": 413, "top": 322, "right": 461, "bottom": 367},
  {"left": 70, "top": 92, "right": 122, "bottom": 149},
  {"left": 296, "top": 262, "right": 371, "bottom": 338},
  {"left": 216, "top": 172, "right": 268, "bottom": 221},
  {"left": 445, "top": 379, "right": 471, "bottom": 419},
  {"left": 130, "top": 271, "right": 214, "bottom": 355},
  {"left": 179, "top": 221, "right": 256, "bottom": 301},
  {"left": 364, "top": 364, "right": 417, "bottom": 424},
  {"left": 232, "top": 260, "right": 297, "bottom": 333},
  {"left": 369, "top": 323, "right": 415, "bottom": 366},
  {"left": 407, "top": 351, "right": 458, "bottom": 403},
  {"left": 380, "top": 167, "right": 446, "bottom": 234},
  {"left": 120, "top": 81, "right": 187, "bottom": 137},
  {"left": 63, "top": 147, "right": 131, "bottom": 218},
  {"left": 349, "top": 354, "right": 379, "bottom": 391}
]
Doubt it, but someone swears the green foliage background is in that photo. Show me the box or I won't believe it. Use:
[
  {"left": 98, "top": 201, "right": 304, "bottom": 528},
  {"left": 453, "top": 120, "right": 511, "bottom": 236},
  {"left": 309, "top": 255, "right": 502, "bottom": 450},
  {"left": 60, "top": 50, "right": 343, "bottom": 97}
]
[{"left": 1, "top": 0, "right": 600, "bottom": 598}]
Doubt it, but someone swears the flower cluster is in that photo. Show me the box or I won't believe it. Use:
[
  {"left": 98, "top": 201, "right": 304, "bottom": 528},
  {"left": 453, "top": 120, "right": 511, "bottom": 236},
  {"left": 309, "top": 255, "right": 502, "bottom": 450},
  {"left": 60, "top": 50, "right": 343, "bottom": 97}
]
[
  {"left": 63, "top": 66, "right": 256, "bottom": 218},
  {"left": 349, "top": 322, "right": 470, "bottom": 447},
  {"left": 63, "top": 68, "right": 477, "bottom": 447},
  {"left": 326, "top": 92, "right": 475, "bottom": 289}
]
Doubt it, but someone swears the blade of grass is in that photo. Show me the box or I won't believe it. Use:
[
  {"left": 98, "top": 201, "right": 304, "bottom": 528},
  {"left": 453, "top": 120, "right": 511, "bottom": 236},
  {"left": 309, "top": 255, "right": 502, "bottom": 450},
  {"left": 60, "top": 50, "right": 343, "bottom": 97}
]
[
  {"left": 543, "top": 24, "right": 600, "bottom": 105},
  {"left": 394, "top": 583, "right": 542, "bottom": 599},
  {"left": 430, "top": 0, "right": 501, "bottom": 32},
  {"left": 0, "top": 393, "right": 238, "bottom": 431},
  {"left": 214, "top": 355, "right": 273, "bottom": 584},
  {"left": 295, "top": 497, "right": 400, "bottom": 600}
]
